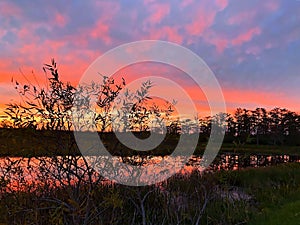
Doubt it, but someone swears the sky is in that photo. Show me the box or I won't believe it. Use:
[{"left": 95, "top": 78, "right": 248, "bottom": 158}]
[{"left": 0, "top": 0, "right": 300, "bottom": 117}]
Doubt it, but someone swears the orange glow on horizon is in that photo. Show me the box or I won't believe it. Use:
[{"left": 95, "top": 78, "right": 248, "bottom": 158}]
[{"left": 1, "top": 61, "right": 300, "bottom": 119}]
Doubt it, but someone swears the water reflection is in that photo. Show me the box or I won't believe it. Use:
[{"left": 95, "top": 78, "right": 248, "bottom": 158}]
[
  {"left": 207, "top": 153, "right": 299, "bottom": 171},
  {"left": 0, "top": 154, "right": 299, "bottom": 191}
]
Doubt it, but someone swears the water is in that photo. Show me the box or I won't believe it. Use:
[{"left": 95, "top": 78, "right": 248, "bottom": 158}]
[
  {"left": 204, "top": 153, "right": 300, "bottom": 171},
  {"left": 0, "top": 154, "right": 299, "bottom": 191}
]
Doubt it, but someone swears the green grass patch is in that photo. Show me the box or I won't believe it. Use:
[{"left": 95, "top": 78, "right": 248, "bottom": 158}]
[
  {"left": 249, "top": 198, "right": 300, "bottom": 225},
  {"left": 215, "top": 163, "right": 300, "bottom": 224}
]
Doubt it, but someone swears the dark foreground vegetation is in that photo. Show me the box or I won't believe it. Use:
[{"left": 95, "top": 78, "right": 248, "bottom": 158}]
[{"left": 0, "top": 162, "right": 299, "bottom": 225}]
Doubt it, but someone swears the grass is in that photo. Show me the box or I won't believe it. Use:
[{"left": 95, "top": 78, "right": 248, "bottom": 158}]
[
  {"left": 250, "top": 198, "right": 300, "bottom": 225},
  {"left": 216, "top": 163, "right": 300, "bottom": 225}
]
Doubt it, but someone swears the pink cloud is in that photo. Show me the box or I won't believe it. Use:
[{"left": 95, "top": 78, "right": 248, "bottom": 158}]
[
  {"left": 144, "top": 0, "right": 156, "bottom": 4},
  {"left": 145, "top": 3, "right": 170, "bottom": 25},
  {"left": 213, "top": 38, "right": 229, "bottom": 53},
  {"left": 90, "top": 20, "right": 111, "bottom": 44},
  {"left": 151, "top": 4, "right": 170, "bottom": 24},
  {"left": 227, "top": 11, "right": 257, "bottom": 25},
  {"left": 264, "top": 1, "right": 280, "bottom": 11},
  {"left": 231, "top": 27, "right": 261, "bottom": 46},
  {"left": 17, "top": 26, "right": 40, "bottom": 42},
  {"left": 44, "top": 40, "right": 66, "bottom": 52},
  {"left": 54, "top": 13, "right": 68, "bottom": 27},
  {"left": 148, "top": 26, "right": 183, "bottom": 44},
  {"left": 203, "top": 31, "right": 229, "bottom": 53},
  {"left": 8, "top": 13, "right": 98, "bottom": 68},
  {"left": 17, "top": 27, "right": 29, "bottom": 39},
  {"left": 186, "top": 7, "right": 216, "bottom": 36},
  {"left": 245, "top": 46, "right": 261, "bottom": 55},
  {"left": 67, "top": 34, "right": 89, "bottom": 48},
  {"left": 0, "top": 29, "right": 7, "bottom": 39},
  {"left": 265, "top": 43, "right": 273, "bottom": 49},
  {"left": 215, "top": 0, "right": 228, "bottom": 10},
  {"left": 227, "top": 1, "right": 278, "bottom": 26},
  {"left": 185, "top": 0, "right": 228, "bottom": 37},
  {"left": 0, "top": 2, "right": 21, "bottom": 17},
  {"left": 237, "top": 56, "right": 245, "bottom": 63},
  {"left": 87, "top": 1, "right": 120, "bottom": 45},
  {"left": 181, "top": 0, "right": 195, "bottom": 8}
]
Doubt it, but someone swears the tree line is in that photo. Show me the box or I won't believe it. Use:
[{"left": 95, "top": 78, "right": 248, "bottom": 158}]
[{"left": 211, "top": 107, "right": 300, "bottom": 146}]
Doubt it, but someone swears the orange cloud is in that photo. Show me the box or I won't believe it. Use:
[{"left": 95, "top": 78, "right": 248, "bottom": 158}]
[
  {"left": 223, "top": 88, "right": 300, "bottom": 113},
  {"left": 0, "top": 72, "right": 15, "bottom": 83},
  {"left": 0, "top": 59, "right": 18, "bottom": 83}
]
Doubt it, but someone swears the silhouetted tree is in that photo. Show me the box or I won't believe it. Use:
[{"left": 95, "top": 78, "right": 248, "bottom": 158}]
[{"left": 252, "top": 108, "right": 268, "bottom": 145}]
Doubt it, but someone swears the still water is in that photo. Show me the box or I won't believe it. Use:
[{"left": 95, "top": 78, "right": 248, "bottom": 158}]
[{"left": 0, "top": 153, "right": 299, "bottom": 191}]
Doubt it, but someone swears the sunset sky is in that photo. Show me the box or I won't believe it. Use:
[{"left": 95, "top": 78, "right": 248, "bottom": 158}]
[{"left": 0, "top": 0, "right": 300, "bottom": 117}]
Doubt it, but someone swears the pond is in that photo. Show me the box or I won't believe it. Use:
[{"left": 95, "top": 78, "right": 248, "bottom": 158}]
[{"left": 0, "top": 153, "right": 299, "bottom": 191}]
